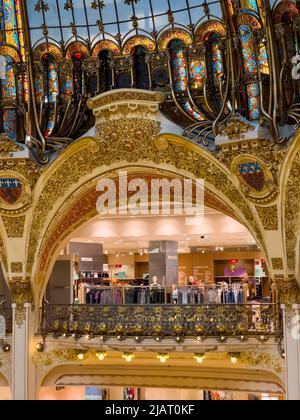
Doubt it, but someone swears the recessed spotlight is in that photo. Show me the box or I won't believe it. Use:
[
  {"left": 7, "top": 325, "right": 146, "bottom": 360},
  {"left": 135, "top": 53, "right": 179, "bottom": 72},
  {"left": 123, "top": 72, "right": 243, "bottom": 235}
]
[
  {"left": 194, "top": 353, "right": 206, "bottom": 364},
  {"left": 96, "top": 351, "right": 107, "bottom": 361},
  {"left": 122, "top": 352, "right": 134, "bottom": 362},
  {"left": 157, "top": 353, "right": 170, "bottom": 363}
]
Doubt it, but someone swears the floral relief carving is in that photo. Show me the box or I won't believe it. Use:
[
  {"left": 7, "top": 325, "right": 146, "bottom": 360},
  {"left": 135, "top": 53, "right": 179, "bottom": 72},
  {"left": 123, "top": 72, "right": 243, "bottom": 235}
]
[
  {"left": 285, "top": 150, "right": 300, "bottom": 271},
  {"left": 256, "top": 205, "right": 278, "bottom": 230},
  {"left": 218, "top": 117, "right": 255, "bottom": 140},
  {"left": 10, "top": 279, "right": 33, "bottom": 326},
  {"left": 273, "top": 277, "right": 300, "bottom": 304},
  {"left": 239, "top": 352, "right": 284, "bottom": 374},
  {"left": 2, "top": 216, "right": 25, "bottom": 238},
  {"left": 10, "top": 262, "right": 23, "bottom": 273},
  {"left": 271, "top": 258, "right": 284, "bottom": 271},
  {"left": 33, "top": 349, "right": 78, "bottom": 373},
  {"left": 0, "top": 134, "right": 23, "bottom": 156}
]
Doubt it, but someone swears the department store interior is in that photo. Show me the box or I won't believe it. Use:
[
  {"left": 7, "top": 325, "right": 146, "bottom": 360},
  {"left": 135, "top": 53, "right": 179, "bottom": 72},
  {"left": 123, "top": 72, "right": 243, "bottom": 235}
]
[
  {"left": 1, "top": 0, "right": 300, "bottom": 401},
  {"left": 46, "top": 211, "right": 271, "bottom": 307}
]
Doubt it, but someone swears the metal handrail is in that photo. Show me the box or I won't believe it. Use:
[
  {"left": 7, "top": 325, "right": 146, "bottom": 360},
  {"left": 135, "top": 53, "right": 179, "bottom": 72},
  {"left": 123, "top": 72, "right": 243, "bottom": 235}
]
[{"left": 40, "top": 302, "right": 283, "bottom": 342}]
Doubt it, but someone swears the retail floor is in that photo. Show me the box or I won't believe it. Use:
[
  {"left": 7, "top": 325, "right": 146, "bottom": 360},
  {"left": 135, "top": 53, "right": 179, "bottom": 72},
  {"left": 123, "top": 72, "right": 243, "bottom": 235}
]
[{"left": 37, "top": 386, "right": 282, "bottom": 401}]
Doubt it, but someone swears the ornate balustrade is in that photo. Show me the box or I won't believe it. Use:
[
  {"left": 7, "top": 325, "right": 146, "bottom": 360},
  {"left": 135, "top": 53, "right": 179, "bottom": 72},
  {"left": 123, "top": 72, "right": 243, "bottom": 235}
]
[
  {"left": 0, "top": 306, "right": 12, "bottom": 335},
  {"left": 41, "top": 303, "right": 282, "bottom": 342}
]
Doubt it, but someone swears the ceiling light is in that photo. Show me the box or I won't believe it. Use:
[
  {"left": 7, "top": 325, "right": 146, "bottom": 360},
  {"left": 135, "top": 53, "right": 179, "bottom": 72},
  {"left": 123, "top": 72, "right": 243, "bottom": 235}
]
[
  {"left": 228, "top": 352, "right": 240, "bottom": 364},
  {"left": 96, "top": 351, "right": 107, "bottom": 361},
  {"left": 76, "top": 351, "right": 87, "bottom": 361},
  {"left": 157, "top": 353, "right": 170, "bottom": 363},
  {"left": 122, "top": 352, "right": 134, "bottom": 362},
  {"left": 194, "top": 353, "right": 206, "bottom": 364}
]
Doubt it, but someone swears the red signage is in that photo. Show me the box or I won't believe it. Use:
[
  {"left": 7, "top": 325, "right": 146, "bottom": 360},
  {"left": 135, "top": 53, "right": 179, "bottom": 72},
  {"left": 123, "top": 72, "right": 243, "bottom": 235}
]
[{"left": 115, "top": 264, "right": 123, "bottom": 269}]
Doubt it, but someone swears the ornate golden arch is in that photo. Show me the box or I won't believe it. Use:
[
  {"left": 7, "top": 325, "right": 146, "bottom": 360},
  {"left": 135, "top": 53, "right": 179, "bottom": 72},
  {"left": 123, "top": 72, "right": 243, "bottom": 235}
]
[
  {"left": 65, "top": 42, "right": 89, "bottom": 59},
  {"left": 27, "top": 127, "right": 267, "bottom": 305},
  {"left": 195, "top": 20, "right": 226, "bottom": 43},
  {"left": 33, "top": 43, "right": 63, "bottom": 61},
  {"left": 123, "top": 36, "right": 156, "bottom": 55},
  {"left": 0, "top": 46, "right": 20, "bottom": 63},
  {"left": 158, "top": 29, "right": 193, "bottom": 50},
  {"left": 92, "top": 40, "right": 120, "bottom": 57}
]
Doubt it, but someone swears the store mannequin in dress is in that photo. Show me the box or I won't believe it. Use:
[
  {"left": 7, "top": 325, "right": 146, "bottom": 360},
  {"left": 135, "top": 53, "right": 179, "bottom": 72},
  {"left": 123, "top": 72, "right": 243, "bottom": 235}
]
[
  {"left": 150, "top": 276, "right": 161, "bottom": 289},
  {"left": 150, "top": 276, "right": 161, "bottom": 304}
]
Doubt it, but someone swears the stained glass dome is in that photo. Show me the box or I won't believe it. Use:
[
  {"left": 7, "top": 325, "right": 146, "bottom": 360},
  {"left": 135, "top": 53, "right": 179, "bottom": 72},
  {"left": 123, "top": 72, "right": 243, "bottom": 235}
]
[
  {"left": 27, "top": 0, "right": 223, "bottom": 47},
  {"left": 0, "top": 0, "right": 300, "bottom": 162}
]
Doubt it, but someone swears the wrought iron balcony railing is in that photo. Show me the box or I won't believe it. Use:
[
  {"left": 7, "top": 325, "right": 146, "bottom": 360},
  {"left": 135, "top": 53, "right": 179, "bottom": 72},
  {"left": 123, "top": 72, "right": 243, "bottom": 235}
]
[
  {"left": 0, "top": 306, "right": 12, "bottom": 335},
  {"left": 41, "top": 303, "right": 282, "bottom": 342}
]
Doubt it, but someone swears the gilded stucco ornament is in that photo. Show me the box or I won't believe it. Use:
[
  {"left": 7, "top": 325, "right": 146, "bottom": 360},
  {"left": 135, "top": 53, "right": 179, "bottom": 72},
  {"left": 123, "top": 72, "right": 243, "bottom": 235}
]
[
  {"left": 285, "top": 150, "right": 300, "bottom": 271},
  {"left": 0, "top": 134, "right": 24, "bottom": 157},
  {"left": 271, "top": 258, "right": 284, "bottom": 271},
  {"left": 231, "top": 155, "right": 278, "bottom": 204},
  {"left": 2, "top": 215, "right": 25, "bottom": 238},
  {"left": 33, "top": 349, "right": 78, "bottom": 373},
  {"left": 256, "top": 205, "right": 278, "bottom": 231},
  {"left": 10, "top": 262, "right": 23, "bottom": 273},
  {"left": 239, "top": 352, "right": 284, "bottom": 374},
  {"left": 10, "top": 279, "right": 33, "bottom": 326},
  {"left": 273, "top": 277, "right": 300, "bottom": 304},
  {"left": 218, "top": 116, "right": 255, "bottom": 140}
]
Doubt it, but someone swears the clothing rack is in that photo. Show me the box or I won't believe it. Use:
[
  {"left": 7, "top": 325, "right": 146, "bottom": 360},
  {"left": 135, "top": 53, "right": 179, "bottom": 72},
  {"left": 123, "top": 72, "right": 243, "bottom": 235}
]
[{"left": 75, "top": 284, "right": 250, "bottom": 306}]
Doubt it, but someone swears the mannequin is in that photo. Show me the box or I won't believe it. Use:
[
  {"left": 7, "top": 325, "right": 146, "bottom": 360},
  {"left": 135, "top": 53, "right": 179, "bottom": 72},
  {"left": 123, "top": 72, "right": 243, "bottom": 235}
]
[
  {"left": 188, "top": 276, "right": 196, "bottom": 285},
  {"left": 150, "top": 276, "right": 162, "bottom": 304},
  {"left": 150, "top": 276, "right": 161, "bottom": 289},
  {"left": 172, "top": 284, "right": 178, "bottom": 304}
]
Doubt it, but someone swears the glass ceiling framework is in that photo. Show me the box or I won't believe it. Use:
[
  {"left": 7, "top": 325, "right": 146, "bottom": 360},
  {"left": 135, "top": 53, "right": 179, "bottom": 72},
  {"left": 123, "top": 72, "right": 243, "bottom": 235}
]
[{"left": 27, "top": 0, "right": 224, "bottom": 47}]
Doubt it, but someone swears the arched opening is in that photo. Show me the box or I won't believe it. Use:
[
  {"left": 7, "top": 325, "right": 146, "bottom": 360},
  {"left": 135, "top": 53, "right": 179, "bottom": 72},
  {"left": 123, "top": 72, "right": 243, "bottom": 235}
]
[
  {"left": 42, "top": 170, "right": 272, "bottom": 309},
  {"left": 133, "top": 46, "right": 150, "bottom": 90},
  {"left": 37, "top": 363, "right": 285, "bottom": 401},
  {"left": 99, "top": 50, "right": 112, "bottom": 94}
]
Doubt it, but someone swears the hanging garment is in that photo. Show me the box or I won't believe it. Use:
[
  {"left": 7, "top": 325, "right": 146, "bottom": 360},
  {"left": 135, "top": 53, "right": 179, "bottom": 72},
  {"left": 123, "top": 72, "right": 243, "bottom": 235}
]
[{"left": 114, "top": 289, "right": 123, "bottom": 305}]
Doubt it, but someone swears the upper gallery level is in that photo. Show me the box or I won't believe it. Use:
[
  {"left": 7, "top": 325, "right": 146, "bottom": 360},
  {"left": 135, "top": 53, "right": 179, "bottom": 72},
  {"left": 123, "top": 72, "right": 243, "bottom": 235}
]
[{"left": 0, "top": 0, "right": 300, "bottom": 161}]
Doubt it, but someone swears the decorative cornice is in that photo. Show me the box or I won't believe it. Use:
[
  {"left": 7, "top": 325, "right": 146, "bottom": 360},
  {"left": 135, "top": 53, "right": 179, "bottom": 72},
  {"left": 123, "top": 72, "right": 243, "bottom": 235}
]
[{"left": 87, "top": 89, "right": 165, "bottom": 112}]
